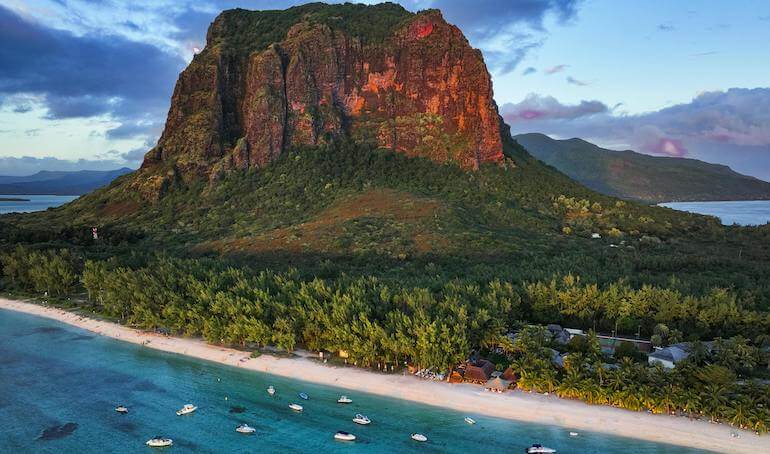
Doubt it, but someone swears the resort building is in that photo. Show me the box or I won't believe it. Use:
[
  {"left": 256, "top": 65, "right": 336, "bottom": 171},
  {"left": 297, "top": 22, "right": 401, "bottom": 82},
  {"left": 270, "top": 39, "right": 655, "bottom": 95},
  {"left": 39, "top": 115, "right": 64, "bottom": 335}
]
[{"left": 648, "top": 343, "right": 692, "bottom": 369}]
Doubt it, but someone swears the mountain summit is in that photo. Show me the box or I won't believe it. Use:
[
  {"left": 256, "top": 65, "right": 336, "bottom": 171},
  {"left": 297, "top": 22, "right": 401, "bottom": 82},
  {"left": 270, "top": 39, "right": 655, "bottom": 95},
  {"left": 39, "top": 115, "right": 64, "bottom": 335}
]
[{"left": 134, "top": 3, "right": 503, "bottom": 199}]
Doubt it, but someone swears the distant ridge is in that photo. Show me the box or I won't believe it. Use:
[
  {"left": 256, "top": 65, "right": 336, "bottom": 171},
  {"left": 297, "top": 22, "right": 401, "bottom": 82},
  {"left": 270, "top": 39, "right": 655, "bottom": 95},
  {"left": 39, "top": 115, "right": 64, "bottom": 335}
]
[
  {"left": 514, "top": 133, "right": 770, "bottom": 203},
  {"left": 0, "top": 168, "right": 133, "bottom": 195}
]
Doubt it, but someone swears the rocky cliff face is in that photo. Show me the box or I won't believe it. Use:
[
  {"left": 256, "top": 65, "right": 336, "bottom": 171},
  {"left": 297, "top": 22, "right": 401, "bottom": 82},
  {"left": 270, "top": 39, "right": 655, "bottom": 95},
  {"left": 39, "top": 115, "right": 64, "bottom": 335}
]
[{"left": 136, "top": 4, "right": 503, "bottom": 198}]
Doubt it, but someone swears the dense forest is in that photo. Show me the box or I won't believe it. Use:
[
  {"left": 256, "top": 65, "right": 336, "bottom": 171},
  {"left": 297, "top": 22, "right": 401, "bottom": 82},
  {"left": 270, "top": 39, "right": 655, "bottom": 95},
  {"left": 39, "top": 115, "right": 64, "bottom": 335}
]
[{"left": 1, "top": 138, "right": 769, "bottom": 433}]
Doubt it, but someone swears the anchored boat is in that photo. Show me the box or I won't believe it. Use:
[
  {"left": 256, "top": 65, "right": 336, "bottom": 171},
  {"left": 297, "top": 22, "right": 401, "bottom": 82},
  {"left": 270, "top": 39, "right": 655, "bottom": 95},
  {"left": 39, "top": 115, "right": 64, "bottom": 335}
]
[
  {"left": 334, "top": 431, "right": 356, "bottom": 441},
  {"left": 352, "top": 413, "right": 371, "bottom": 425},
  {"left": 176, "top": 404, "right": 197, "bottom": 416},
  {"left": 146, "top": 437, "right": 173, "bottom": 447},
  {"left": 236, "top": 424, "right": 257, "bottom": 434}
]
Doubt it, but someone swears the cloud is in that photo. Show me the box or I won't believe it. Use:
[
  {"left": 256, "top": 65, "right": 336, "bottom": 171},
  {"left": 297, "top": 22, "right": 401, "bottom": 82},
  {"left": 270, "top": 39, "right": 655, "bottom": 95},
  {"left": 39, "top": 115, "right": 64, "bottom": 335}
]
[
  {"left": 507, "top": 88, "right": 770, "bottom": 178},
  {"left": 522, "top": 67, "right": 537, "bottom": 76},
  {"left": 566, "top": 76, "right": 589, "bottom": 86},
  {"left": 545, "top": 64, "right": 568, "bottom": 74},
  {"left": 0, "top": 156, "right": 135, "bottom": 176},
  {"left": 500, "top": 94, "right": 608, "bottom": 121},
  {"left": 0, "top": 4, "right": 184, "bottom": 139},
  {"left": 691, "top": 51, "right": 717, "bottom": 57},
  {"left": 421, "top": 0, "right": 583, "bottom": 74},
  {"left": 120, "top": 146, "right": 148, "bottom": 163}
]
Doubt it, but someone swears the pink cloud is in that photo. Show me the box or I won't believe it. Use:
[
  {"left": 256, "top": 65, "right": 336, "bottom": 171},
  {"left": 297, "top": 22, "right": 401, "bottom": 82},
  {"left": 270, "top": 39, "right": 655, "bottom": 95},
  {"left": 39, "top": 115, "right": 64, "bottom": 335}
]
[
  {"left": 545, "top": 64, "right": 568, "bottom": 74},
  {"left": 646, "top": 138, "right": 687, "bottom": 157}
]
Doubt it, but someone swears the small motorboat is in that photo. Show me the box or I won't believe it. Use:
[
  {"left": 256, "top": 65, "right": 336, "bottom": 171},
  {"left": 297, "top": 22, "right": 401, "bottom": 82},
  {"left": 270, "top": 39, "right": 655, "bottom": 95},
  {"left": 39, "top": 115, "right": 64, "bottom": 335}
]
[
  {"left": 298, "top": 392, "right": 309, "bottom": 400},
  {"left": 115, "top": 405, "right": 129, "bottom": 414},
  {"left": 464, "top": 417, "right": 476, "bottom": 425},
  {"left": 267, "top": 386, "right": 275, "bottom": 396},
  {"left": 569, "top": 432, "right": 578, "bottom": 437},
  {"left": 526, "top": 444, "right": 556, "bottom": 453},
  {"left": 289, "top": 403, "right": 304, "bottom": 412},
  {"left": 411, "top": 433, "right": 428, "bottom": 442},
  {"left": 146, "top": 437, "right": 173, "bottom": 447},
  {"left": 176, "top": 404, "right": 197, "bottom": 416},
  {"left": 337, "top": 395, "right": 352, "bottom": 404},
  {"left": 334, "top": 431, "right": 356, "bottom": 441},
  {"left": 352, "top": 414, "right": 371, "bottom": 425},
  {"left": 236, "top": 423, "right": 257, "bottom": 434}
]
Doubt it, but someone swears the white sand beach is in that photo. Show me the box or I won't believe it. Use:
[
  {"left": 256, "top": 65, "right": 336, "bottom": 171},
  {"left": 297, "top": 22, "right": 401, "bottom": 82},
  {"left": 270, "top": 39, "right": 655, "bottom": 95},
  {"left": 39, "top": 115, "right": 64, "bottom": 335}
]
[{"left": 2, "top": 297, "right": 767, "bottom": 453}]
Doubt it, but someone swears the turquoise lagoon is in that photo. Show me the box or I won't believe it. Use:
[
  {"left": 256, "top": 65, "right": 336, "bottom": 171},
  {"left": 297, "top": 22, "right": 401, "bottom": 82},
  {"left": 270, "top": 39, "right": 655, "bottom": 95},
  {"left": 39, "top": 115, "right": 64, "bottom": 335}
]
[{"left": 0, "top": 309, "right": 710, "bottom": 453}]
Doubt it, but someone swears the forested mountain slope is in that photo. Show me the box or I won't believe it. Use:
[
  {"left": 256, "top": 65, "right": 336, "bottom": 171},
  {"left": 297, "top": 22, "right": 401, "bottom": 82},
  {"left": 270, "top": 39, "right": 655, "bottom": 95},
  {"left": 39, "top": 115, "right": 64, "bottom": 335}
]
[{"left": 515, "top": 133, "right": 770, "bottom": 203}]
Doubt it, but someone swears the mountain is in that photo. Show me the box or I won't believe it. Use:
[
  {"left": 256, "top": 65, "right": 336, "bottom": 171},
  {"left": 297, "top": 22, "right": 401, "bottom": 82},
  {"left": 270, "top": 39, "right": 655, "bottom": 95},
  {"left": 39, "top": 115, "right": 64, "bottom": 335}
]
[
  {"left": 0, "top": 168, "right": 133, "bottom": 195},
  {"left": 128, "top": 3, "right": 503, "bottom": 201},
  {"left": 3, "top": 4, "right": 767, "bottom": 271},
  {"left": 514, "top": 133, "right": 770, "bottom": 203}
]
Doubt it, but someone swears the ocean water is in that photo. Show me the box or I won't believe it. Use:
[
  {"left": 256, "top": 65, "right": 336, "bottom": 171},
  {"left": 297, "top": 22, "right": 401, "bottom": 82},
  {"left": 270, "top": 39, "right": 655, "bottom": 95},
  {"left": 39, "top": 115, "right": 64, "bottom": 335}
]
[
  {"left": 659, "top": 200, "right": 770, "bottom": 226},
  {"left": 0, "top": 194, "right": 78, "bottom": 214},
  {"left": 0, "top": 309, "right": 710, "bottom": 454}
]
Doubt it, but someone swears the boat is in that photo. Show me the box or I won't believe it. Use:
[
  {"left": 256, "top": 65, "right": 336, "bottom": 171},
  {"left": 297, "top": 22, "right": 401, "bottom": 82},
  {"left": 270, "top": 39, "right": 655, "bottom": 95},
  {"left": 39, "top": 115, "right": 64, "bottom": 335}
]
[
  {"left": 569, "top": 432, "right": 578, "bottom": 437},
  {"left": 337, "top": 395, "right": 352, "bottom": 404},
  {"left": 411, "top": 433, "right": 428, "bottom": 442},
  {"left": 298, "top": 392, "right": 309, "bottom": 400},
  {"left": 176, "top": 404, "right": 197, "bottom": 416},
  {"left": 115, "top": 405, "right": 129, "bottom": 414},
  {"left": 352, "top": 414, "right": 371, "bottom": 425},
  {"left": 267, "top": 386, "right": 275, "bottom": 396},
  {"left": 236, "top": 424, "right": 257, "bottom": 434},
  {"left": 464, "top": 417, "right": 476, "bottom": 424},
  {"left": 146, "top": 437, "right": 173, "bottom": 447},
  {"left": 526, "top": 444, "right": 556, "bottom": 453},
  {"left": 334, "top": 431, "right": 356, "bottom": 441},
  {"left": 289, "top": 403, "right": 303, "bottom": 412}
]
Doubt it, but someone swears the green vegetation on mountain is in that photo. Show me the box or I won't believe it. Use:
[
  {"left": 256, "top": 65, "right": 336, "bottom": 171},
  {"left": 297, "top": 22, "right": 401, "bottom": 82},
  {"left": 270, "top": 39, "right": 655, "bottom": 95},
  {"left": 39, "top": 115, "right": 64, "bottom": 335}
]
[{"left": 514, "top": 133, "right": 770, "bottom": 203}]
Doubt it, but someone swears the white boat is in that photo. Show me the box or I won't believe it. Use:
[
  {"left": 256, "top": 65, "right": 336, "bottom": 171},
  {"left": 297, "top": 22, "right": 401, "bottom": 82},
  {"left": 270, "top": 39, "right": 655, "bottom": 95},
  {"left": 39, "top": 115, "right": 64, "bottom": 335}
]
[
  {"left": 267, "top": 386, "right": 275, "bottom": 396},
  {"left": 337, "top": 395, "right": 352, "bottom": 404},
  {"left": 334, "top": 431, "right": 356, "bottom": 441},
  {"left": 236, "top": 424, "right": 257, "bottom": 434},
  {"left": 411, "top": 433, "right": 428, "bottom": 442},
  {"left": 146, "top": 437, "right": 173, "bottom": 447},
  {"left": 298, "top": 392, "right": 309, "bottom": 400},
  {"left": 289, "top": 403, "right": 303, "bottom": 412},
  {"left": 526, "top": 444, "right": 556, "bottom": 453},
  {"left": 352, "top": 414, "right": 371, "bottom": 425},
  {"left": 464, "top": 417, "right": 476, "bottom": 424},
  {"left": 115, "top": 405, "right": 129, "bottom": 414},
  {"left": 569, "top": 432, "right": 578, "bottom": 437},
  {"left": 176, "top": 404, "right": 197, "bottom": 416}
]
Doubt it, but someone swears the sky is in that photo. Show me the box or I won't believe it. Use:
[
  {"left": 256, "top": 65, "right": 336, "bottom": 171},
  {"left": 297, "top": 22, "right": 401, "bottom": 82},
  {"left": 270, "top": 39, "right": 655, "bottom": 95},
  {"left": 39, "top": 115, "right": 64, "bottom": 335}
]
[{"left": 1, "top": 0, "right": 769, "bottom": 180}]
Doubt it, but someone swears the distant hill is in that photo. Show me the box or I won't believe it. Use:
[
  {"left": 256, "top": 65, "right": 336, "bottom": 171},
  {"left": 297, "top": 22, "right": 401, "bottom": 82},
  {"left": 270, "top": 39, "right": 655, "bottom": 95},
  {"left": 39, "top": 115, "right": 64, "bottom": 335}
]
[
  {"left": 514, "top": 133, "right": 770, "bottom": 203},
  {"left": 0, "top": 168, "right": 133, "bottom": 195}
]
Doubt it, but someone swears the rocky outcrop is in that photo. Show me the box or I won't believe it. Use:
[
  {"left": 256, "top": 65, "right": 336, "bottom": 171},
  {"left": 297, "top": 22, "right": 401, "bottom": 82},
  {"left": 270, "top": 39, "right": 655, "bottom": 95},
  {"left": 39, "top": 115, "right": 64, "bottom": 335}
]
[{"left": 137, "top": 4, "right": 504, "bottom": 194}]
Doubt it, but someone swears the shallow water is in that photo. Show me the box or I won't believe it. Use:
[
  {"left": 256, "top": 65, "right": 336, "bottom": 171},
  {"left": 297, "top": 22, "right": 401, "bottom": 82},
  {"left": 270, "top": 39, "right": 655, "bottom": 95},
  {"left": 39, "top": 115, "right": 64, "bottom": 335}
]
[
  {"left": 0, "top": 309, "right": 710, "bottom": 453},
  {"left": 659, "top": 200, "right": 770, "bottom": 226},
  {"left": 0, "top": 194, "right": 78, "bottom": 214}
]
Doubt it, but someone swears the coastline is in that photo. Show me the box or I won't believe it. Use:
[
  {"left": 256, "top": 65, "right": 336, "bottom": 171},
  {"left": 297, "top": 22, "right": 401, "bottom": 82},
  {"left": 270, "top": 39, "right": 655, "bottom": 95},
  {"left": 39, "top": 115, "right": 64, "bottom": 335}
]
[{"left": 2, "top": 297, "right": 767, "bottom": 453}]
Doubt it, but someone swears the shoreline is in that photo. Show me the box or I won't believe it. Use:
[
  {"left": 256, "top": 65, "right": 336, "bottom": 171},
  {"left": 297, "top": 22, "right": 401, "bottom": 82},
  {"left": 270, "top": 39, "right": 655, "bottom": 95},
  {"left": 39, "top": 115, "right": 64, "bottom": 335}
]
[{"left": 2, "top": 297, "right": 767, "bottom": 453}]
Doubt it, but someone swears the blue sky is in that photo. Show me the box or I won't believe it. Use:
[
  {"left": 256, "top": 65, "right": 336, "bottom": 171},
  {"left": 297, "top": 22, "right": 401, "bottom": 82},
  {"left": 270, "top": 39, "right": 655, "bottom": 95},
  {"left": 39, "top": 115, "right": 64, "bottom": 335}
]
[{"left": 1, "top": 0, "right": 769, "bottom": 180}]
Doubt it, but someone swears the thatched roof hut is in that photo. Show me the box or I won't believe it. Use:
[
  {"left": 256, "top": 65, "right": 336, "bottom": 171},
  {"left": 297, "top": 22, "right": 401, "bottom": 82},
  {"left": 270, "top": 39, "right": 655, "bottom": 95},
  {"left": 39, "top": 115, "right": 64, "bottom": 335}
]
[
  {"left": 464, "top": 359, "right": 495, "bottom": 382},
  {"left": 484, "top": 376, "right": 511, "bottom": 392},
  {"left": 502, "top": 366, "right": 518, "bottom": 382}
]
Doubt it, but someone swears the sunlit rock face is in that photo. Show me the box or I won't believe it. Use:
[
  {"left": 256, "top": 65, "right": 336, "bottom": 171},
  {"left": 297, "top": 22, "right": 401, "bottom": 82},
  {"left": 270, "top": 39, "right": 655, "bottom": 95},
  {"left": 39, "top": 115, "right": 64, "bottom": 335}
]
[{"left": 136, "top": 4, "right": 503, "bottom": 197}]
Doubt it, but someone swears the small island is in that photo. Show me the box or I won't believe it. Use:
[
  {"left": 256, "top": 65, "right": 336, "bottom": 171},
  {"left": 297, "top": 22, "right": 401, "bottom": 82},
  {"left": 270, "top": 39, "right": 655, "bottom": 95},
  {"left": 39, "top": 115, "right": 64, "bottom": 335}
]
[{"left": 0, "top": 197, "right": 30, "bottom": 202}]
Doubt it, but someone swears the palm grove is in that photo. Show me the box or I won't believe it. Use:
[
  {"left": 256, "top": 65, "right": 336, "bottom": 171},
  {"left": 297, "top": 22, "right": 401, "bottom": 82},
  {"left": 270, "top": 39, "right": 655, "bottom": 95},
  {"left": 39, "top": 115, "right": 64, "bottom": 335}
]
[{"left": 1, "top": 140, "right": 769, "bottom": 434}]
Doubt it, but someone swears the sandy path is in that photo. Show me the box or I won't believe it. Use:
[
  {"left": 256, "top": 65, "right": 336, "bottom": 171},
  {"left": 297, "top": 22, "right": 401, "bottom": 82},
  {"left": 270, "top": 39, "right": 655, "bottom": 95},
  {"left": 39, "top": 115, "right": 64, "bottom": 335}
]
[{"left": 1, "top": 297, "right": 766, "bottom": 453}]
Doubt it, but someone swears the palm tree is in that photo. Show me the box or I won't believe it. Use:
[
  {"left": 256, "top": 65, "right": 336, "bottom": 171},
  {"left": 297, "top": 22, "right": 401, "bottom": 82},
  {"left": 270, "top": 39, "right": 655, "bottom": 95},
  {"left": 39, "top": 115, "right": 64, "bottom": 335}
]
[
  {"left": 702, "top": 384, "right": 729, "bottom": 421},
  {"left": 682, "top": 390, "right": 702, "bottom": 418},
  {"left": 557, "top": 370, "right": 582, "bottom": 399},
  {"left": 725, "top": 398, "right": 754, "bottom": 429}
]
